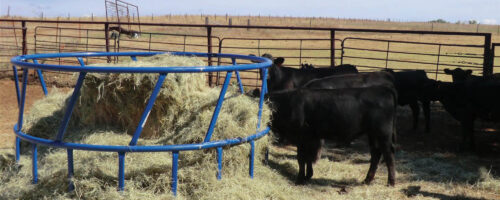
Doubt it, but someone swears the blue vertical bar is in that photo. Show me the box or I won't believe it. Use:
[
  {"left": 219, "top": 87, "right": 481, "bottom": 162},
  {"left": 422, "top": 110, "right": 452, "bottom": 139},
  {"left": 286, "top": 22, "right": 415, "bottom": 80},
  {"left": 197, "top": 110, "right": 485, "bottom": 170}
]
[
  {"left": 217, "top": 147, "right": 223, "bottom": 180},
  {"left": 15, "top": 137, "right": 20, "bottom": 163},
  {"left": 118, "top": 152, "right": 125, "bottom": 191},
  {"left": 67, "top": 149, "right": 74, "bottom": 191},
  {"left": 235, "top": 71, "right": 244, "bottom": 94},
  {"left": 76, "top": 57, "right": 85, "bottom": 66},
  {"left": 257, "top": 68, "right": 268, "bottom": 130},
  {"left": 171, "top": 151, "right": 179, "bottom": 196},
  {"left": 32, "top": 144, "right": 38, "bottom": 184},
  {"left": 55, "top": 72, "right": 87, "bottom": 142},
  {"left": 13, "top": 66, "right": 23, "bottom": 164},
  {"left": 203, "top": 71, "right": 233, "bottom": 142},
  {"left": 17, "top": 68, "right": 29, "bottom": 131},
  {"left": 249, "top": 140, "right": 255, "bottom": 179},
  {"left": 232, "top": 58, "right": 244, "bottom": 94},
  {"left": 32, "top": 60, "right": 48, "bottom": 96},
  {"left": 12, "top": 66, "right": 21, "bottom": 107},
  {"left": 130, "top": 56, "right": 137, "bottom": 61},
  {"left": 129, "top": 73, "right": 167, "bottom": 146}
]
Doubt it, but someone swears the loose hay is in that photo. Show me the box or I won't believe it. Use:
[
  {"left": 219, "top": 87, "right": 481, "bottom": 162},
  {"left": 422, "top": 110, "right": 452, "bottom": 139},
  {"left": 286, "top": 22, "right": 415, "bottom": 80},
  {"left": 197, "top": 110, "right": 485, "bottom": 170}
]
[{"left": 1, "top": 54, "right": 499, "bottom": 199}]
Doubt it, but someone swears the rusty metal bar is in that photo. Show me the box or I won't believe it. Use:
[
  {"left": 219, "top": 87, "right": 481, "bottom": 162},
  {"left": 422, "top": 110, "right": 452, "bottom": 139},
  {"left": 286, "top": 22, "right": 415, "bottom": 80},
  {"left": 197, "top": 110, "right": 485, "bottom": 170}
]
[
  {"left": 385, "top": 41, "right": 390, "bottom": 68},
  {"left": 330, "top": 30, "right": 335, "bottom": 66},
  {"left": 21, "top": 21, "right": 27, "bottom": 55},
  {"left": 104, "top": 23, "right": 111, "bottom": 62},
  {"left": 207, "top": 27, "right": 213, "bottom": 86},
  {"left": 435, "top": 44, "right": 442, "bottom": 80}
]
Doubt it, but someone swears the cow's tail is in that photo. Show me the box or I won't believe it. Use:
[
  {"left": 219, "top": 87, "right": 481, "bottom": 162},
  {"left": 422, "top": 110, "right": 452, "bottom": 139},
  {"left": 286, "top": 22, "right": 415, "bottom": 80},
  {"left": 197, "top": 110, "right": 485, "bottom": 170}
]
[{"left": 389, "top": 86, "right": 398, "bottom": 153}]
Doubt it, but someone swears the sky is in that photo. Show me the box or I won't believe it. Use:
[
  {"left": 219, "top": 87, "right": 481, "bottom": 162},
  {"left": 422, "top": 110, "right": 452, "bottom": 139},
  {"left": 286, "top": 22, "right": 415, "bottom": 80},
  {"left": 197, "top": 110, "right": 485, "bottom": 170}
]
[{"left": 1, "top": 0, "right": 499, "bottom": 24}]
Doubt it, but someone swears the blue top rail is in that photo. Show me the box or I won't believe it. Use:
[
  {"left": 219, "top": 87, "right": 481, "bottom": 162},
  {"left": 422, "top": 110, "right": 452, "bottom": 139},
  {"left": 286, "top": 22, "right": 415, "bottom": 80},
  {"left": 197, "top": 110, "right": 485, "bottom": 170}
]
[{"left": 11, "top": 52, "right": 273, "bottom": 73}]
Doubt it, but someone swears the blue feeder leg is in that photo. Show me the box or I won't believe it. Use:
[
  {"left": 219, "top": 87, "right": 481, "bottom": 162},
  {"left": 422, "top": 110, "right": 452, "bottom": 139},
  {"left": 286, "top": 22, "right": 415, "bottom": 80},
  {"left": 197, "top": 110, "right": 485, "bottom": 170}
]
[
  {"left": 203, "top": 71, "right": 233, "bottom": 142},
  {"left": 15, "top": 137, "right": 20, "bottom": 164},
  {"left": 32, "top": 144, "right": 38, "bottom": 184},
  {"left": 249, "top": 140, "right": 255, "bottom": 179},
  {"left": 118, "top": 152, "right": 125, "bottom": 191},
  {"left": 12, "top": 66, "right": 20, "bottom": 107},
  {"left": 235, "top": 71, "right": 244, "bottom": 94},
  {"left": 129, "top": 73, "right": 167, "bottom": 146},
  {"left": 67, "top": 149, "right": 75, "bottom": 191},
  {"left": 171, "top": 151, "right": 179, "bottom": 196},
  {"left": 55, "top": 72, "right": 87, "bottom": 142},
  {"left": 32, "top": 60, "right": 48, "bottom": 96},
  {"left": 16, "top": 68, "right": 29, "bottom": 164},
  {"left": 231, "top": 58, "right": 244, "bottom": 94},
  {"left": 217, "top": 147, "right": 223, "bottom": 180}
]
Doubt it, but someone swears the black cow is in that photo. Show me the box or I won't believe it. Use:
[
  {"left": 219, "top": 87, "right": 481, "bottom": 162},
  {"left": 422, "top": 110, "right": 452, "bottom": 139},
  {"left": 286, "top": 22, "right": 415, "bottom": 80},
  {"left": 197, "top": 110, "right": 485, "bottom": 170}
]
[
  {"left": 303, "top": 71, "right": 395, "bottom": 90},
  {"left": 268, "top": 87, "right": 397, "bottom": 186},
  {"left": 300, "top": 63, "right": 315, "bottom": 70},
  {"left": 385, "top": 69, "right": 438, "bottom": 132},
  {"left": 444, "top": 67, "right": 500, "bottom": 82},
  {"left": 437, "top": 73, "right": 500, "bottom": 151},
  {"left": 266, "top": 57, "right": 358, "bottom": 92}
]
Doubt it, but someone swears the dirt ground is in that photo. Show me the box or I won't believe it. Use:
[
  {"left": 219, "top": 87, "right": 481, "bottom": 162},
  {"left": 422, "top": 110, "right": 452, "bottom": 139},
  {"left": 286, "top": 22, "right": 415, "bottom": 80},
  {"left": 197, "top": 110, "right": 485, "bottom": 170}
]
[{"left": 0, "top": 78, "right": 48, "bottom": 149}]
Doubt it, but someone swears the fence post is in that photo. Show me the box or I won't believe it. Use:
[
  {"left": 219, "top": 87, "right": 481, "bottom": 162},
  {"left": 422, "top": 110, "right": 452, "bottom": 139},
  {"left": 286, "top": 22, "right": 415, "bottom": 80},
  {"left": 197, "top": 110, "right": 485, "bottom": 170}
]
[
  {"left": 492, "top": 44, "right": 496, "bottom": 70},
  {"left": 330, "top": 30, "right": 335, "bottom": 67},
  {"left": 104, "top": 23, "right": 111, "bottom": 63},
  {"left": 21, "top": 21, "right": 27, "bottom": 55},
  {"left": 207, "top": 27, "right": 213, "bottom": 86},
  {"left": 483, "top": 34, "right": 492, "bottom": 76}
]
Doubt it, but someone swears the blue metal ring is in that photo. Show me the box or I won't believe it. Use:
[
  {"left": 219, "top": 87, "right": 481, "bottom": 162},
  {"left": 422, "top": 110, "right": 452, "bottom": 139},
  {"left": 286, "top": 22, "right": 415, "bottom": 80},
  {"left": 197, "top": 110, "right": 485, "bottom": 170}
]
[{"left": 11, "top": 52, "right": 272, "bottom": 73}]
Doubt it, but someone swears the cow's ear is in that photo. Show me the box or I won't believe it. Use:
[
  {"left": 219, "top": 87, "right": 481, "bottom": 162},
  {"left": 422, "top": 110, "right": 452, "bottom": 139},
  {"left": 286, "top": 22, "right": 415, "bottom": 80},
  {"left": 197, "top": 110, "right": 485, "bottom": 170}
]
[
  {"left": 274, "top": 57, "right": 285, "bottom": 66},
  {"left": 444, "top": 68, "right": 452, "bottom": 74},
  {"left": 465, "top": 70, "right": 472, "bottom": 75}
]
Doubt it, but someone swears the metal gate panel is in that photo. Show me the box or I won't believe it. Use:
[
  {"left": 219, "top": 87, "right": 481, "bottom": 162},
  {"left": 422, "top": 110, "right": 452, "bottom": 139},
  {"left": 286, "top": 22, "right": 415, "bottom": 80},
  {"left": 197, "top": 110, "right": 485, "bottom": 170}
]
[{"left": 341, "top": 37, "right": 484, "bottom": 81}]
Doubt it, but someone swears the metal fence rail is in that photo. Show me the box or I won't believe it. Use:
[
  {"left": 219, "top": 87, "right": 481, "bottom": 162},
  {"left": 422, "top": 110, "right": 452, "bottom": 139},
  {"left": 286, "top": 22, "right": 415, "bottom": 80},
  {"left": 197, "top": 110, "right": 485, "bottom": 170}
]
[
  {"left": 341, "top": 37, "right": 485, "bottom": 79},
  {"left": 0, "top": 26, "right": 23, "bottom": 72},
  {"left": 0, "top": 19, "right": 495, "bottom": 86}
]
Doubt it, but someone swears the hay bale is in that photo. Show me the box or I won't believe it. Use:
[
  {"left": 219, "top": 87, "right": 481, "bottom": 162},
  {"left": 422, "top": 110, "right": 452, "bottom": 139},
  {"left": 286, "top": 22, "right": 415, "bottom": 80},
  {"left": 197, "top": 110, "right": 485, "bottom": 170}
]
[{"left": 2, "top": 54, "right": 273, "bottom": 199}]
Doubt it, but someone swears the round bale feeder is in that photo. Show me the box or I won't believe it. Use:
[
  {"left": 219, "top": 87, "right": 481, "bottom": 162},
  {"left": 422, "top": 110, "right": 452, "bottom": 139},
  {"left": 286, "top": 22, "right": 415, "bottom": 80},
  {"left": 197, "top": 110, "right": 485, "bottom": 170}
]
[{"left": 11, "top": 52, "right": 272, "bottom": 196}]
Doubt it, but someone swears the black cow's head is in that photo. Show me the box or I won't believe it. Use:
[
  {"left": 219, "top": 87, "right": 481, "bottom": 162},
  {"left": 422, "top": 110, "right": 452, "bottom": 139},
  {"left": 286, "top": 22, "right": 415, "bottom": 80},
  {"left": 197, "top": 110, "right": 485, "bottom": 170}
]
[
  {"left": 300, "top": 63, "right": 315, "bottom": 70},
  {"left": 444, "top": 68, "right": 473, "bottom": 82}
]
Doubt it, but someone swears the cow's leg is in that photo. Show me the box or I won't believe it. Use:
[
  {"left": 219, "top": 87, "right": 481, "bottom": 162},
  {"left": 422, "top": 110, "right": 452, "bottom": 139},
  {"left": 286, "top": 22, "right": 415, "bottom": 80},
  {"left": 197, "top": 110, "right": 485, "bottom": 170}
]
[
  {"left": 421, "top": 100, "right": 431, "bottom": 133},
  {"left": 364, "top": 138, "right": 382, "bottom": 185},
  {"left": 305, "top": 139, "right": 323, "bottom": 180},
  {"left": 409, "top": 101, "right": 420, "bottom": 130},
  {"left": 381, "top": 139, "right": 396, "bottom": 186},
  {"left": 296, "top": 145, "right": 307, "bottom": 184},
  {"left": 460, "top": 120, "right": 475, "bottom": 151},
  {"left": 306, "top": 161, "right": 313, "bottom": 181}
]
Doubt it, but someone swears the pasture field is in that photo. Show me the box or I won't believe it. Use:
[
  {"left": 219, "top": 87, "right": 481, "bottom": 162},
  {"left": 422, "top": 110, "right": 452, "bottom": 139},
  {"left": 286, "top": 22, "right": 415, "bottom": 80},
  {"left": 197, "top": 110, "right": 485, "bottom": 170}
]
[{"left": 0, "top": 15, "right": 500, "bottom": 199}]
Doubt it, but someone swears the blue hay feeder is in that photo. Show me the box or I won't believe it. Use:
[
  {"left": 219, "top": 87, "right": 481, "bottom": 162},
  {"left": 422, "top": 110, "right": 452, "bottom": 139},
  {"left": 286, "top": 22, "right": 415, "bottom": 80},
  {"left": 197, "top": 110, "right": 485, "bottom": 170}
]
[{"left": 11, "top": 52, "right": 271, "bottom": 196}]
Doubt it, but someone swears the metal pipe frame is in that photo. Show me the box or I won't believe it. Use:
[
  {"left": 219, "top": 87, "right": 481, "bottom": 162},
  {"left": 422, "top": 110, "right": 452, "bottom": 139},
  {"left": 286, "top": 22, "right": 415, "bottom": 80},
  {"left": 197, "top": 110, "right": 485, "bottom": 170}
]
[{"left": 11, "top": 51, "right": 272, "bottom": 196}]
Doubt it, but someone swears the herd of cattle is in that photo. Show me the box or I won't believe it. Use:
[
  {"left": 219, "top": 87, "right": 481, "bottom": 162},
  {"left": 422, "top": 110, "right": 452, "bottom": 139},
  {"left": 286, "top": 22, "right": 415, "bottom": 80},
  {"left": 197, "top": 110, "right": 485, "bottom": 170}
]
[{"left": 250, "top": 54, "right": 500, "bottom": 186}]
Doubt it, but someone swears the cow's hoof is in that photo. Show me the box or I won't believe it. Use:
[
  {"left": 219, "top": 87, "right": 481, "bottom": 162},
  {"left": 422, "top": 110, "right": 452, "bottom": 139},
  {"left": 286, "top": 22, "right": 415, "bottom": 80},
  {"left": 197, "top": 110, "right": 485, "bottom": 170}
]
[
  {"left": 362, "top": 178, "right": 373, "bottom": 185},
  {"left": 295, "top": 178, "right": 306, "bottom": 185},
  {"left": 387, "top": 181, "right": 395, "bottom": 187}
]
